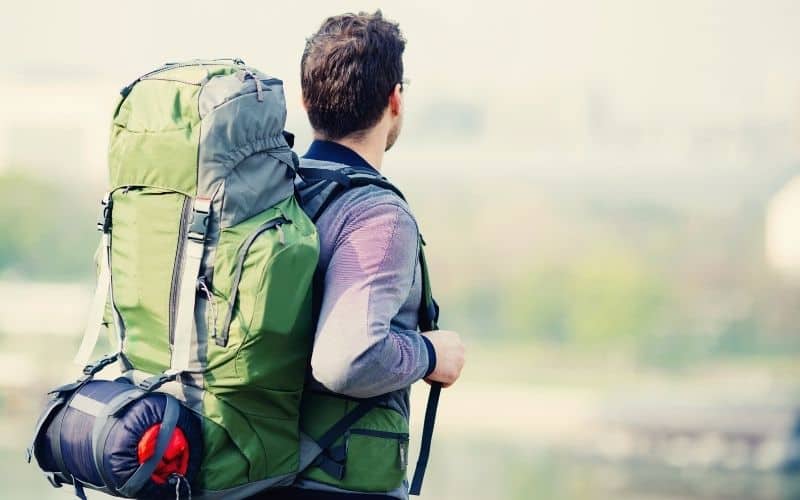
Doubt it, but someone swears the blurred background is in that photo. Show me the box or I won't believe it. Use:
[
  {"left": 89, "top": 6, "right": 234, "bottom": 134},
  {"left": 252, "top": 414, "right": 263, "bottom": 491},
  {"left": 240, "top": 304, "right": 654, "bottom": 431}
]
[{"left": 2, "top": 1, "right": 800, "bottom": 498}]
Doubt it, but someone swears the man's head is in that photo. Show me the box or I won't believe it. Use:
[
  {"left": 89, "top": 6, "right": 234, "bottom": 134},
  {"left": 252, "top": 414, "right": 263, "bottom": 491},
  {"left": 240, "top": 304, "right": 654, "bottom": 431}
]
[{"left": 301, "top": 10, "right": 405, "bottom": 151}]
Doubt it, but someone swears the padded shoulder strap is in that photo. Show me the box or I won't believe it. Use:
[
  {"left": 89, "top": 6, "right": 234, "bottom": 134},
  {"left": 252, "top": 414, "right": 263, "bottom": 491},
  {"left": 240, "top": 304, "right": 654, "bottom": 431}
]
[{"left": 296, "top": 166, "right": 406, "bottom": 222}]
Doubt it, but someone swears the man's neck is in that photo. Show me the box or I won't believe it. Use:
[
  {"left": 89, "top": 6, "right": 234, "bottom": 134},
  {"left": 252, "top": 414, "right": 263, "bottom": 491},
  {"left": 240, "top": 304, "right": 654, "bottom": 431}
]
[{"left": 316, "top": 132, "right": 385, "bottom": 171}]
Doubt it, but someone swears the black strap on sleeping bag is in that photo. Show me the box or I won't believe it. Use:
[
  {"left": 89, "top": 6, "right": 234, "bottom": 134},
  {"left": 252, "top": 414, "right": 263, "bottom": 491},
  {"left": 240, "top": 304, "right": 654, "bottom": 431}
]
[
  {"left": 296, "top": 166, "right": 442, "bottom": 495},
  {"left": 28, "top": 352, "right": 122, "bottom": 489},
  {"left": 115, "top": 396, "right": 181, "bottom": 496}
]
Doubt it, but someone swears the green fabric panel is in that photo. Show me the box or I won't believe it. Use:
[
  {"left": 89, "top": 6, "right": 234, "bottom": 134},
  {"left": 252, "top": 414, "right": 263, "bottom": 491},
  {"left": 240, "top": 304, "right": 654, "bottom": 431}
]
[
  {"left": 108, "top": 79, "right": 201, "bottom": 195},
  {"left": 299, "top": 392, "right": 409, "bottom": 492},
  {"left": 202, "top": 195, "right": 318, "bottom": 483},
  {"left": 111, "top": 187, "right": 185, "bottom": 372},
  {"left": 218, "top": 387, "right": 302, "bottom": 480},
  {"left": 342, "top": 432, "right": 408, "bottom": 492},
  {"left": 206, "top": 195, "right": 317, "bottom": 383},
  {"left": 198, "top": 395, "right": 254, "bottom": 490}
]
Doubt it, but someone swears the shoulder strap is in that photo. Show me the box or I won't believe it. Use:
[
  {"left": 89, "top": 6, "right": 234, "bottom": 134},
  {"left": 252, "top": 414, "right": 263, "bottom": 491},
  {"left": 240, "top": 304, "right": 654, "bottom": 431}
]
[
  {"left": 297, "top": 166, "right": 406, "bottom": 222},
  {"left": 296, "top": 166, "right": 440, "bottom": 495}
]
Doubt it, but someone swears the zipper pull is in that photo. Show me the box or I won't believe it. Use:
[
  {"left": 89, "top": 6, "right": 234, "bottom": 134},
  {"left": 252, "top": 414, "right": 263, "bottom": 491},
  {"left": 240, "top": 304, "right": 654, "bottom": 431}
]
[
  {"left": 197, "top": 277, "right": 218, "bottom": 340},
  {"left": 276, "top": 224, "right": 285, "bottom": 245},
  {"left": 398, "top": 440, "right": 408, "bottom": 471},
  {"left": 240, "top": 68, "right": 264, "bottom": 101}
]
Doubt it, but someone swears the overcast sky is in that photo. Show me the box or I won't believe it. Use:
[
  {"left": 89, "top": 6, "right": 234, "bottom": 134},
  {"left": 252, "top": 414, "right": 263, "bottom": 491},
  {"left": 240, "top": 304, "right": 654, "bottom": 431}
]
[
  {"left": 2, "top": 0, "right": 799, "bottom": 188},
  {"left": 4, "top": 0, "right": 799, "bottom": 114}
]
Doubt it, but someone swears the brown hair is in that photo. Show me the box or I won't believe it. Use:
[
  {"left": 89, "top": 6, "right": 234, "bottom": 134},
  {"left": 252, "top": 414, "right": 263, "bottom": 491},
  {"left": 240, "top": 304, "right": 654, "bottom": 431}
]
[{"left": 301, "top": 10, "right": 405, "bottom": 140}]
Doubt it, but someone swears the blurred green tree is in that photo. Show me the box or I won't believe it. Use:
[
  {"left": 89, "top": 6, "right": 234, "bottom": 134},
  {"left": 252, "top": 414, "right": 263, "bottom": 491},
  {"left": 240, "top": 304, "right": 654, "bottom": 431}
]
[{"left": 0, "top": 170, "right": 95, "bottom": 280}]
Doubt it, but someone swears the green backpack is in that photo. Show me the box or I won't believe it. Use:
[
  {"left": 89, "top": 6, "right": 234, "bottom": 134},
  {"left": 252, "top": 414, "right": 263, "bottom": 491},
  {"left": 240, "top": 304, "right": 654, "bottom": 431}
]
[
  {"left": 73, "top": 59, "right": 320, "bottom": 497},
  {"left": 64, "top": 59, "right": 440, "bottom": 499}
]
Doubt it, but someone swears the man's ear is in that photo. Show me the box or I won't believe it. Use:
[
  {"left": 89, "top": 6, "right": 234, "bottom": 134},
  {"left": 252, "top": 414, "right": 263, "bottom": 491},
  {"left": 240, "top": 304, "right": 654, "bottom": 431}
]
[
  {"left": 389, "top": 84, "right": 403, "bottom": 116},
  {"left": 301, "top": 94, "right": 309, "bottom": 111}
]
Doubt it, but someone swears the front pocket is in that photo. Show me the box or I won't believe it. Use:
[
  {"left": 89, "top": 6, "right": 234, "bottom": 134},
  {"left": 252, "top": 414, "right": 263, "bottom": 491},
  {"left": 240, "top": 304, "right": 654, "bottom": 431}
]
[
  {"left": 345, "top": 429, "right": 409, "bottom": 490},
  {"left": 111, "top": 187, "right": 188, "bottom": 373},
  {"left": 207, "top": 197, "right": 317, "bottom": 389},
  {"left": 216, "top": 214, "right": 289, "bottom": 347},
  {"left": 300, "top": 394, "right": 410, "bottom": 493}
]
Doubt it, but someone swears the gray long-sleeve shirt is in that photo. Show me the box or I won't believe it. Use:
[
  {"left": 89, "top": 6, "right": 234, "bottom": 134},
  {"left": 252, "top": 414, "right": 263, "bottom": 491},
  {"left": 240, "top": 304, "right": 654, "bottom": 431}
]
[
  {"left": 300, "top": 158, "right": 432, "bottom": 399},
  {"left": 292, "top": 142, "right": 432, "bottom": 500}
]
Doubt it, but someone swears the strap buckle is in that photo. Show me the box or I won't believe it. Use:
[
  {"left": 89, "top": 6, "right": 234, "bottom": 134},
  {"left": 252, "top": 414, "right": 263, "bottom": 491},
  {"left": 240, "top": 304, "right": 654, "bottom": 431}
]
[
  {"left": 187, "top": 198, "right": 211, "bottom": 242},
  {"left": 45, "top": 472, "right": 64, "bottom": 488},
  {"left": 82, "top": 352, "right": 119, "bottom": 376},
  {"left": 312, "top": 452, "right": 346, "bottom": 480},
  {"left": 139, "top": 369, "right": 179, "bottom": 392},
  {"left": 96, "top": 194, "right": 112, "bottom": 233}
]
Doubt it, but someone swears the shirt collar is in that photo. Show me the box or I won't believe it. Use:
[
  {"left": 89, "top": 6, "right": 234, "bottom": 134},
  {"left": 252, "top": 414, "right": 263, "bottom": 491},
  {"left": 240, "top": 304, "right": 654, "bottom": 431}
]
[{"left": 303, "top": 140, "right": 380, "bottom": 176}]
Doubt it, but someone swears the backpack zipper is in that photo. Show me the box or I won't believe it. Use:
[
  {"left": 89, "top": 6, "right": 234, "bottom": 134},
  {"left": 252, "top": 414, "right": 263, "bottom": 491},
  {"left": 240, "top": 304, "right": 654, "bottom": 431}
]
[
  {"left": 216, "top": 215, "right": 290, "bottom": 347},
  {"left": 121, "top": 59, "right": 255, "bottom": 97},
  {"left": 168, "top": 196, "right": 192, "bottom": 349},
  {"left": 348, "top": 429, "right": 409, "bottom": 440}
]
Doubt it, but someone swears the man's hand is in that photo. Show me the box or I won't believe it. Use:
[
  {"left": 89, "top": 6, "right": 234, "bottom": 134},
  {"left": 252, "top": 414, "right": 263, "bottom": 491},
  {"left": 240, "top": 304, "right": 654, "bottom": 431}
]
[{"left": 421, "top": 330, "right": 465, "bottom": 388}]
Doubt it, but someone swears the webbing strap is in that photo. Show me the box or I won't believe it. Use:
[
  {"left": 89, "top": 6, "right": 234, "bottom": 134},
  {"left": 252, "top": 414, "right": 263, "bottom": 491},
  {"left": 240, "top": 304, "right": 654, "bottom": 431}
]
[
  {"left": 117, "top": 396, "right": 180, "bottom": 497},
  {"left": 27, "top": 394, "right": 65, "bottom": 464},
  {"left": 75, "top": 194, "right": 124, "bottom": 366},
  {"left": 409, "top": 384, "right": 440, "bottom": 495},
  {"left": 91, "top": 388, "right": 144, "bottom": 492},
  {"left": 171, "top": 197, "right": 211, "bottom": 372},
  {"left": 73, "top": 481, "right": 87, "bottom": 500},
  {"left": 410, "top": 242, "right": 441, "bottom": 496}
]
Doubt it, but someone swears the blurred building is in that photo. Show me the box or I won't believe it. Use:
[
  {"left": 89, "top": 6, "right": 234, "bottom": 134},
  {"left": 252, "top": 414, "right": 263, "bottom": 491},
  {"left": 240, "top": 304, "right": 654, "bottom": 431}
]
[{"left": 766, "top": 176, "right": 800, "bottom": 281}]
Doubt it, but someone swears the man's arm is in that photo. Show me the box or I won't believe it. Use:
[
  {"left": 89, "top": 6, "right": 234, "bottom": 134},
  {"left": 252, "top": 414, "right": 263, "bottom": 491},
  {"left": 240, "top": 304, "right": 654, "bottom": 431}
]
[{"left": 310, "top": 199, "right": 433, "bottom": 398}]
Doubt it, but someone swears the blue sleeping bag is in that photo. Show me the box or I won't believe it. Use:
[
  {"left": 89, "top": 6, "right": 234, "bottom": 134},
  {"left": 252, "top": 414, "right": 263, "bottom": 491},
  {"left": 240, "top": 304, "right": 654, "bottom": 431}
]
[{"left": 29, "top": 363, "right": 201, "bottom": 499}]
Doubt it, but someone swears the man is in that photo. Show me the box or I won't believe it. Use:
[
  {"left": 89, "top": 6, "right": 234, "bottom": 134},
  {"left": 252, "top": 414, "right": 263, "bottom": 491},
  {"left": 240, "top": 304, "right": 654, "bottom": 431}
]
[{"left": 260, "top": 10, "right": 466, "bottom": 500}]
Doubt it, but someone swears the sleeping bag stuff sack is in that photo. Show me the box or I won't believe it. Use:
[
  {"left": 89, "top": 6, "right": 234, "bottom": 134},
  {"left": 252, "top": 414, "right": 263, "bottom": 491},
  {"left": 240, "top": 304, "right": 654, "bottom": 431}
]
[
  {"left": 29, "top": 359, "right": 201, "bottom": 499},
  {"left": 27, "top": 59, "right": 321, "bottom": 499}
]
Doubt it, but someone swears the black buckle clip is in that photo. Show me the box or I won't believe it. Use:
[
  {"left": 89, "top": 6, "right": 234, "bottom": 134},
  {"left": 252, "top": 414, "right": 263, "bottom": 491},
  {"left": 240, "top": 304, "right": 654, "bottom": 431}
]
[
  {"left": 96, "top": 197, "right": 112, "bottom": 233},
  {"left": 187, "top": 201, "right": 211, "bottom": 242},
  {"left": 139, "top": 370, "right": 179, "bottom": 392},
  {"left": 313, "top": 443, "right": 348, "bottom": 480},
  {"left": 45, "top": 472, "right": 64, "bottom": 488},
  {"left": 83, "top": 353, "right": 119, "bottom": 376},
  {"left": 313, "top": 454, "right": 346, "bottom": 480}
]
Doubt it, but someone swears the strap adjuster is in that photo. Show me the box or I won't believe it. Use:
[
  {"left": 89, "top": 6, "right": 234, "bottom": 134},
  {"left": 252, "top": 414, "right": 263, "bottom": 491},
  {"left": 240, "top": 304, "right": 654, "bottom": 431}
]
[
  {"left": 187, "top": 198, "right": 211, "bottom": 242},
  {"left": 313, "top": 453, "right": 346, "bottom": 480},
  {"left": 139, "top": 369, "right": 180, "bottom": 392},
  {"left": 45, "top": 472, "right": 64, "bottom": 488},
  {"left": 96, "top": 194, "right": 112, "bottom": 233},
  {"left": 82, "top": 352, "right": 119, "bottom": 376}
]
